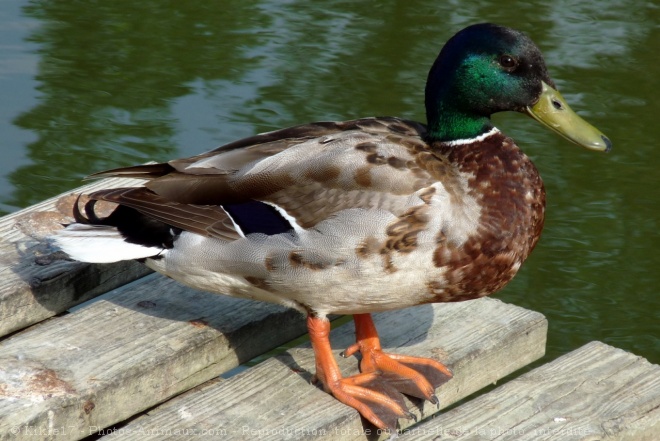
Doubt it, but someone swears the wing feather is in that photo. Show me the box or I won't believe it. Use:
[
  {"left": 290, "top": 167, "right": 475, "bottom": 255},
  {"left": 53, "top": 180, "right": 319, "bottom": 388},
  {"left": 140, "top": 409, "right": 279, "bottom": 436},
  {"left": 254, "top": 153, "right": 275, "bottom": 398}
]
[{"left": 88, "top": 188, "right": 242, "bottom": 241}]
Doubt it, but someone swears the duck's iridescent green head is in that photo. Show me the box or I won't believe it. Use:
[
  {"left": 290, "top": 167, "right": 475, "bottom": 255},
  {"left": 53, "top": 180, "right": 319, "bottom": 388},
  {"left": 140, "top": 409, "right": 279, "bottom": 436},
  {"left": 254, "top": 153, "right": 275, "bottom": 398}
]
[{"left": 425, "top": 23, "right": 611, "bottom": 152}]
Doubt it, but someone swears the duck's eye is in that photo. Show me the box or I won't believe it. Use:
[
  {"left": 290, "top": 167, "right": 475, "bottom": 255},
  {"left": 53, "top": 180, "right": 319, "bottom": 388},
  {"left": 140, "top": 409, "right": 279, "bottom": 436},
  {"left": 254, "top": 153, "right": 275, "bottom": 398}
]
[{"left": 499, "top": 54, "right": 518, "bottom": 70}]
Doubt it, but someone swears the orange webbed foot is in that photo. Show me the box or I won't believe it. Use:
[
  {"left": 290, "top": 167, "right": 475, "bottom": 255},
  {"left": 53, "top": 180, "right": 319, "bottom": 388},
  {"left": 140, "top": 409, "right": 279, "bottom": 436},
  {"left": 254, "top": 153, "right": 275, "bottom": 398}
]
[
  {"left": 314, "top": 370, "right": 416, "bottom": 430},
  {"left": 342, "top": 314, "right": 452, "bottom": 403}
]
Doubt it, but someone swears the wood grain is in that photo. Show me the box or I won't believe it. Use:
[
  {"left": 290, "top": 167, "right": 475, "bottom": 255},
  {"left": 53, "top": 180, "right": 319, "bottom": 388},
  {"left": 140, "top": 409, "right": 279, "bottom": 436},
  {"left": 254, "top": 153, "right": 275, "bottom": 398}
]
[
  {"left": 0, "top": 177, "right": 153, "bottom": 337},
  {"left": 101, "top": 298, "right": 548, "bottom": 440},
  {"left": 400, "top": 341, "right": 660, "bottom": 441}
]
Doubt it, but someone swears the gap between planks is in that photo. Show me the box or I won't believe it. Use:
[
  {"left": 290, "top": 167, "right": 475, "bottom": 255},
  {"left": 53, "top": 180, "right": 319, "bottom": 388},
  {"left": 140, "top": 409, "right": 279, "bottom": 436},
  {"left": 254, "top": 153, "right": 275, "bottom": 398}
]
[{"left": 0, "top": 273, "right": 309, "bottom": 441}]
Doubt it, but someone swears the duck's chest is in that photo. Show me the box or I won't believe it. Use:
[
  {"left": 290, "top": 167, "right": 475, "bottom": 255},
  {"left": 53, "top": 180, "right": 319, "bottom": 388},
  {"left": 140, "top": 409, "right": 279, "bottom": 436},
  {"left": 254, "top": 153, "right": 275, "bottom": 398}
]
[{"left": 423, "top": 134, "right": 546, "bottom": 302}]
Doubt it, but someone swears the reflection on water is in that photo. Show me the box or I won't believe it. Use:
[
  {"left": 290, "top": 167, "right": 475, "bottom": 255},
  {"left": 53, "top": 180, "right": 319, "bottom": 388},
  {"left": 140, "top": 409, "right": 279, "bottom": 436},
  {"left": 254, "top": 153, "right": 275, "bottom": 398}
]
[{"left": 1, "top": 0, "right": 658, "bottom": 363}]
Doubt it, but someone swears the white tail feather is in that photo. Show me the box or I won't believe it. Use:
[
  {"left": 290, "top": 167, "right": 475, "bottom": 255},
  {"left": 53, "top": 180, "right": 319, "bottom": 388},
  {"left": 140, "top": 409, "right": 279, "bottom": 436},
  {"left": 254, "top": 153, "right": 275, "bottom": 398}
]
[{"left": 53, "top": 224, "right": 163, "bottom": 263}]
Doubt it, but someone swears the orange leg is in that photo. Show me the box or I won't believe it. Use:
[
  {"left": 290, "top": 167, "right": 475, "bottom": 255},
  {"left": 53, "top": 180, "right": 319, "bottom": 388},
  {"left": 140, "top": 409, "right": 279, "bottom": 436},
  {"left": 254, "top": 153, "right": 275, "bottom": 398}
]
[
  {"left": 307, "top": 314, "right": 452, "bottom": 431},
  {"left": 307, "top": 315, "right": 413, "bottom": 430}
]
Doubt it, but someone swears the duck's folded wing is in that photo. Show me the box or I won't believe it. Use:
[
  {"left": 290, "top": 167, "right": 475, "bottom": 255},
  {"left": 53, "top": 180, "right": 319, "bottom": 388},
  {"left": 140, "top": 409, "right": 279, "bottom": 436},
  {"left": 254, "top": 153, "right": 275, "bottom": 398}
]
[{"left": 85, "top": 117, "right": 437, "bottom": 235}]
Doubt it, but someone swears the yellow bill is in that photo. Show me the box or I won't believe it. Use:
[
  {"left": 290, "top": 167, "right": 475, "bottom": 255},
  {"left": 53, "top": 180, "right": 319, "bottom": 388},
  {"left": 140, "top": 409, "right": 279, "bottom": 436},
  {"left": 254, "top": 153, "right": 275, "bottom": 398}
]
[{"left": 525, "top": 81, "right": 612, "bottom": 152}]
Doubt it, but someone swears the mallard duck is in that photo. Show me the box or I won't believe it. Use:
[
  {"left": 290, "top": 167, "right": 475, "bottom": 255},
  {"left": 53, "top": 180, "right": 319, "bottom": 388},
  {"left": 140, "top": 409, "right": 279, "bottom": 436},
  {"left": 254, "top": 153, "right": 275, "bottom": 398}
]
[{"left": 53, "top": 23, "right": 610, "bottom": 430}]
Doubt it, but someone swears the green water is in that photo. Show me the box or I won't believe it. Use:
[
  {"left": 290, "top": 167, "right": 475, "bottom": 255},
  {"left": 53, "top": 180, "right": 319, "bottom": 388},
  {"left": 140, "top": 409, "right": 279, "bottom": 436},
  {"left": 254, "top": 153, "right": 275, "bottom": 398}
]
[{"left": 1, "top": 0, "right": 657, "bottom": 365}]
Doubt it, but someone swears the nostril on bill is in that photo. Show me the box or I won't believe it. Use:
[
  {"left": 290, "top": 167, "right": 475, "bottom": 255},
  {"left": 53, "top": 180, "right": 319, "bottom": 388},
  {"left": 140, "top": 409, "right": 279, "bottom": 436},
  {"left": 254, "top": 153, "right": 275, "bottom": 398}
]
[{"left": 602, "top": 135, "right": 613, "bottom": 153}]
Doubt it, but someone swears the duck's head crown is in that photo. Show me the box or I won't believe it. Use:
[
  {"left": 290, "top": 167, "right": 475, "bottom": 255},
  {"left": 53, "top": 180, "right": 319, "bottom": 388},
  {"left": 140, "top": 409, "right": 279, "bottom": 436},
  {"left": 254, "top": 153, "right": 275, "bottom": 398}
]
[{"left": 425, "top": 23, "right": 553, "bottom": 143}]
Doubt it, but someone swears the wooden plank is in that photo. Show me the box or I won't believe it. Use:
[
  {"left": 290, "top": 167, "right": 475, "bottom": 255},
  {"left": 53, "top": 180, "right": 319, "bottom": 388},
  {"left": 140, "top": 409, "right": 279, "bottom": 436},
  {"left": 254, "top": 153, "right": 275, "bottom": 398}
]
[
  {"left": 99, "top": 298, "right": 548, "bottom": 440},
  {"left": 0, "top": 177, "right": 153, "bottom": 338},
  {"left": 0, "top": 273, "right": 309, "bottom": 441},
  {"left": 400, "top": 341, "right": 660, "bottom": 441}
]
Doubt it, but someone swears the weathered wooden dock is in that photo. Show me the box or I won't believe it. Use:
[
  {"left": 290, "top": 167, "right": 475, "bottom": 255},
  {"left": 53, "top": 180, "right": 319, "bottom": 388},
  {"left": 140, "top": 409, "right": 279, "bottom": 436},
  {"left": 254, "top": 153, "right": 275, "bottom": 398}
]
[{"left": 1, "top": 178, "right": 658, "bottom": 440}]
